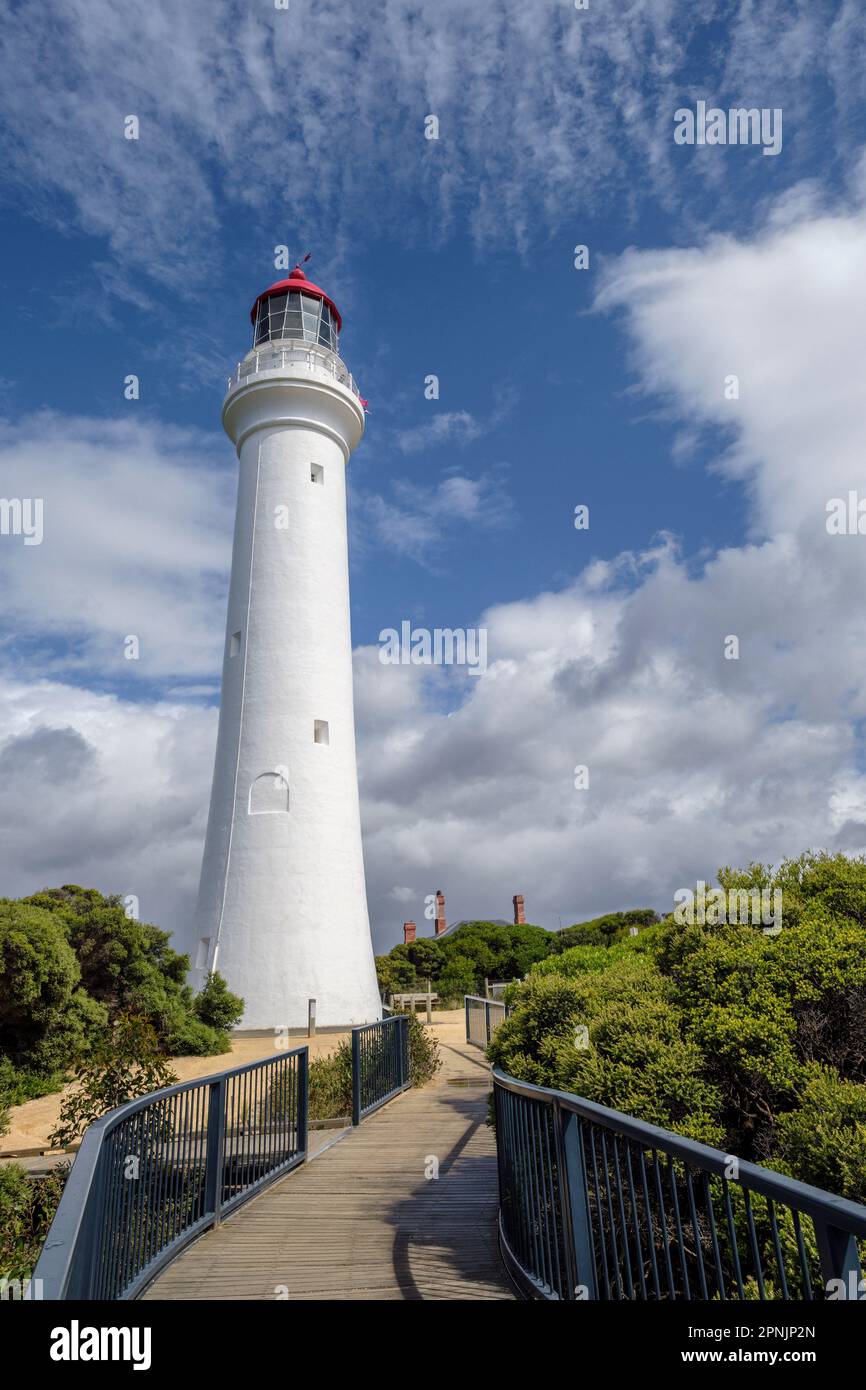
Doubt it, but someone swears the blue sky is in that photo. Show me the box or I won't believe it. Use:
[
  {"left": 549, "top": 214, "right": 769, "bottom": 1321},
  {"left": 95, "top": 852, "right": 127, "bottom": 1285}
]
[{"left": 2, "top": 0, "right": 866, "bottom": 952}]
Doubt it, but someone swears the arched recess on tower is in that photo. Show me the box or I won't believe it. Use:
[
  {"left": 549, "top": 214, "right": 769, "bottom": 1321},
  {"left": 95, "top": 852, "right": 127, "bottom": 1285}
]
[{"left": 248, "top": 771, "right": 290, "bottom": 815}]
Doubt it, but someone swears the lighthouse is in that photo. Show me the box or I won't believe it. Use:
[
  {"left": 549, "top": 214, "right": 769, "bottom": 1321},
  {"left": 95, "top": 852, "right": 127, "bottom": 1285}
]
[{"left": 191, "top": 263, "right": 381, "bottom": 1030}]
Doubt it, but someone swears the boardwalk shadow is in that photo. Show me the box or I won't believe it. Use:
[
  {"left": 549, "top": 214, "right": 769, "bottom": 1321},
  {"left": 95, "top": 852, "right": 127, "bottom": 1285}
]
[{"left": 386, "top": 1087, "right": 513, "bottom": 1300}]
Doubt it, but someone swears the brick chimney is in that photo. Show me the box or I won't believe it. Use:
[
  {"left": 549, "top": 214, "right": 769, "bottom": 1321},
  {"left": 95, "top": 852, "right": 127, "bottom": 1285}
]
[
  {"left": 403, "top": 920, "right": 416, "bottom": 944},
  {"left": 434, "top": 889, "right": 446, "bottom": 936},
  {"left": 513, "top": 893, "right": 525, "bottom": 925}
]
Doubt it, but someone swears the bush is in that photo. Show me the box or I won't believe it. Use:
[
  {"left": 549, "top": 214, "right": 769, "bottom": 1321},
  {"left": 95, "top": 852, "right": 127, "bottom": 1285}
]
[
  {"left": 193, "top": 972, "right": 244, "bottom": 1031},
  {"left": 376, "top": 920, "right": 555, "bottom": 1000},
  {"left": 49, "top": 1014, "right": 177, "bottom": 1148},
  {"left": 403, "top": 1009, "right": 442, "bottom": 1088},
  {"left": 0, "top": 1162, "right": 69, "bottom": 1282},
  {"left": 308, "top": 1046, "right": 353, "bottom": 1121},
  {"left": 552, "top": 909, "right": 659, "bottom": 952},
  {"left": 492, "top": 852, "right": 866, "bottom": 1197}
]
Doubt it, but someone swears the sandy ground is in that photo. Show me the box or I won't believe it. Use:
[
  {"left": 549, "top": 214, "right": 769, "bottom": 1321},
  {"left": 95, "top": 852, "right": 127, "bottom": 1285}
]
[
  {"left": 0, "top": 1029, "right": 351, "bottom": 1157},
  {"left": 0, "top": 1010, "right": 470, "bottom": 1159}
]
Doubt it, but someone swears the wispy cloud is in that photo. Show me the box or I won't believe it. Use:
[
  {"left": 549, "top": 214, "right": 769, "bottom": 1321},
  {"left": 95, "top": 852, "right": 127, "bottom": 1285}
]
[
  {"left": 353, "top": 469, "right": 515, "bottom": 566},
  {"left": 2, "top": 2, "right": 859, "bottom": 302},
  {"left": 395, "top": 410, "right": 484, "bottom": 455}
]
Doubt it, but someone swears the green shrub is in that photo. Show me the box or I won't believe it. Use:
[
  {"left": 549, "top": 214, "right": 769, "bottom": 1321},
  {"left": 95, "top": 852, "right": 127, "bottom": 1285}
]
[
  {"left": 492, "top": 852, "right": 866, "bottom": 1200},
  {"left": 552, "top": 909, "right": 659, "bottom": 952},
  {"left": 193, "top": 972, "right": 244, "bottom": 1031},
  {"left": 0, "top": 1162, "right": 69, "bottom": 1283},
  {"left": 404, "top": 1009, "right": 442, "bottom": 1088},
  {"left": 308, "top": 1045, "right": 353, "bottom": 1121}
]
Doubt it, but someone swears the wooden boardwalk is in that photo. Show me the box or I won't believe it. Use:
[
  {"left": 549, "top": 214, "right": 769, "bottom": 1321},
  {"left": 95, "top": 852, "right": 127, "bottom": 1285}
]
[{"left": 144, "top": 1029, "right": 514, "bottom": 1301}]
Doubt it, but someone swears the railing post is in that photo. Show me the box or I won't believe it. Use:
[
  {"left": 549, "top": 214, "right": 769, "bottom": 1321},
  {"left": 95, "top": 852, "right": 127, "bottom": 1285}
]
[
  {"left": 814, "top": 1218, "right": 862, "bottom": 1298},
  {"left": 74, "top": 1141, "right": 107, "bottom": 1299},
  {"left": 204, "top": 1076, "right": 226, "bottom": 1228},
  {"left": 485, "top": 1001, "right": 492, "bottom": 1044},
  {"left": 465, "top": 996, "right": 470, "bottom": 1042},
  {"left": 351, "top": 1027, "right": 361, "bottom": 1127},
  {"left": 297, "top": 1047, "right": 309, "bottom": 1157},
  {"left": 398, "top": 1014, "right": 408, "bottom": 1089},
  {"left": 556, "top": 1106, "right": 597, "bottom": 1301}
]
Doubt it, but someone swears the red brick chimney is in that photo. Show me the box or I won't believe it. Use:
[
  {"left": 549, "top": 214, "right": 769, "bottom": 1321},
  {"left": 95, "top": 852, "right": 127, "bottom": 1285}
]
[
  {"left": 403, "top": 920, "right": 416, "bottom": 944},
  {"left": 434, "top": 889, "right": 446, "bottom": 936},
  {"left": 513, "top": 893, "right": 525, "bottom": 925}
]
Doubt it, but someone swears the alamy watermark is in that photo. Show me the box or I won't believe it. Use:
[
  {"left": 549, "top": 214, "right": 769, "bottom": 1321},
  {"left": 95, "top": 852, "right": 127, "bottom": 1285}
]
[
  {"left": 379, "top": 621, "right": 487, "bottom": 675},
  {"left": 674, "top": 102, "right": 782, "bottom": 157},
  {"left": 673, "top": 881, "right": 782, "bottom": 935},
  {"left": 0, "top": 497, "right": 43, "bottom": 545}
]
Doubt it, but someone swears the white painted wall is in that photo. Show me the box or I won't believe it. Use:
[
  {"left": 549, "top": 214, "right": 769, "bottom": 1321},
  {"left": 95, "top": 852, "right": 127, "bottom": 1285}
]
[{"left": 191, "top": 357, "right": 382, "bottom": 1029}]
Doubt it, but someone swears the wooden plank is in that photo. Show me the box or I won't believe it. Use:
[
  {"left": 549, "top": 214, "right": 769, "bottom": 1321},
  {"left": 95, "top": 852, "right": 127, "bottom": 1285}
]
[{"left": 143, "top": 1032, "right": 514, "bottom": 1301}]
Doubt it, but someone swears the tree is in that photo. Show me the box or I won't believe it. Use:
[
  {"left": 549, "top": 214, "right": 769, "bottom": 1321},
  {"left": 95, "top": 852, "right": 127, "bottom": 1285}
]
[{"left": 0, "top": 900, "right": 107, "bottom": 1078}]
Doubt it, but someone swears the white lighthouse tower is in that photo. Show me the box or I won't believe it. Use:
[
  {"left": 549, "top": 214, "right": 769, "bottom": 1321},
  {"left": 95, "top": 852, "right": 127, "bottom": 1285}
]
[{"left": 192, "top": 263, "right": 381, "bottom": 1030}]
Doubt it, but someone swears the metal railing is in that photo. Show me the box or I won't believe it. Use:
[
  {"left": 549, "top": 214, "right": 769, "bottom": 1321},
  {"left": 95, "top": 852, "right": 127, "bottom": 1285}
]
[
  {"left": 226, "top": 342, "right": 360, "bottom": 400},
  {"left": 493, "top": 1069, "right": 866, "bottom": 1301},
  {"left": 351, "top": 1015, "right": 410, "bottom": 1126},
  {"left": 465, "top": 995, "right": 507, "bottom": 1049},
  {"left": 34, "top": 1047, "right": 308, "bottom": 1301}
]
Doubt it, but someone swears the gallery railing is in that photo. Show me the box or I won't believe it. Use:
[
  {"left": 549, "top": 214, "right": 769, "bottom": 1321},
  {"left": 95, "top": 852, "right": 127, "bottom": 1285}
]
[
  {"left": 493, "top": 1068, "right": 866, "bottom": 1302},
  {"left": 33, "top": 1047, "right": 308, "bottom": 1301},
  {"left": 465, "top": 994, "right": 507, "bottom": 1049},
  {"left": 351, "top": 1014, "right": 410, "bottom": 1126}
]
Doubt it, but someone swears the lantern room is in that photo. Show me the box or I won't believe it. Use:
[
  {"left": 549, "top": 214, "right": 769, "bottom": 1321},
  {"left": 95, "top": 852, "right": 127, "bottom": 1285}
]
[{"left": 249, "top": 266, "right": 342, "bottom": 354}]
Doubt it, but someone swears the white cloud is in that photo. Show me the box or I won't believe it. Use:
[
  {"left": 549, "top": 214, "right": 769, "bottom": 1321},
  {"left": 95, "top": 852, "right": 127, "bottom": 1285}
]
[
  {"left": 0, "top": 677, "right": 214, "bottom": 936},
  {"left": 395, "top": 412, "right": 483, "bottom": 455},
  {"left": 352, "top": 469, "right": 514, "bottom": 566},
  {"left": 2, "top": 1, "right": 861, "bottom": 300},
  {"left": 0, "top": 413, "right": 234, "bottom": 683},
  {"left": 5, "top": 180, "right": 866, "bottom": 965}
]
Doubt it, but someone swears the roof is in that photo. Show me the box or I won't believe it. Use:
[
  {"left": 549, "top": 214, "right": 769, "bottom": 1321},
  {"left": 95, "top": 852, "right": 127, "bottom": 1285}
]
[{"left": 249, "top": 266, "right": 343, "bottom": 331}]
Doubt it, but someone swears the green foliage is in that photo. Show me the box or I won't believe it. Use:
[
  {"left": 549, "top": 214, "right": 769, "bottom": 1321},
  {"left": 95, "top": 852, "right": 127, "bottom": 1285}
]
[
  {"left": 774, "top": 1068, "right": 866, "bottom": 1204},
  {"left": 49, "top": 1014, "right": 178, "bottom": 1148},
  {"left": 492, "top": 852, "right": 866, "bottom": 1201},
  {"left": 308, "top": 1045, "right": 353, "bottom": 1121},
  {"left": 192, "top": 972, "right": 244, "bottom": 1032},
  {"left": 0, "top": 888, "right": 243, "bottom": 1103},
  {"left": 375, "top": 920, "right": 555, "bottom": 1000},
  {"left": 552, "top": 908, "right": 659, "bottom": 952},
  {"left": 0, "top": 1162, "right": 70, "bottom": 1282},
  {"left": 402, "top": 1009, "right": 442, "bottom": 1088},
  {"left": 0, "top": 899, "right": 108, "bottom": 1078},
  {"left": 305, "top": 1013, "right": 441, "bottom": 1122}
]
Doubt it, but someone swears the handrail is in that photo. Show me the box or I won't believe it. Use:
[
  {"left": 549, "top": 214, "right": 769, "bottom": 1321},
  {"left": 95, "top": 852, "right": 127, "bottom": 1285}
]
[
  {"left": 34, "top": 1047, "right": 308, "bottom": 1301},
  {"left": 492, "top": 1067, "right": 866, "bottom": 1301},
  {"left": 464, "top": 994, "right": 506, "bottom": 1049},
  {"left": 351, "top": 1015, "right": 410, "bottom": 1126},
  {"left": 225, "top": 342, "right": 360, "bottom": 400}
]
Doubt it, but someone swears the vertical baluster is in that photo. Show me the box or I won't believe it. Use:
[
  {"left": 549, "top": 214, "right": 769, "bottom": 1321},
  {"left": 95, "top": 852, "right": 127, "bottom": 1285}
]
[
  {"left": 701, "top": 1172, "right": 726, "bottom": 1300},
  {"left": 624, "top": 1143, "right": 647, "bottom": 1299},
  {"left": 587, "top": 1125, "right": 612, "bottom": 1299},
  {"left": 637, "top": 1147, "right": 661, "bottom": 1299},
  {"left": 685, "top": 1168, "right": 708, "bottom": 1299},
  {"left": 767, "top": 1200, "right": 790, "bottom": 1299},
  {"left": 667, "top": 1159, "right": 692, "bottom": 1298},
  {"left": 611, "top": 1137, "right": 634, "bottom": 1298},
  {"left": 793, "top": 1210, "right": 813, "bottom": 1301},
  {"left": 721, "top": 1176, "right": 745, "bottom": 1299},
  {"left": 742, "top": 1188, "right": 767, "bottom": 1299},
  {"left": 651, "top": 1150, "right": 676, "bottom": 1297},
  {"left": 599, "top": 1131, "right": 623, "bottom": 1298}
]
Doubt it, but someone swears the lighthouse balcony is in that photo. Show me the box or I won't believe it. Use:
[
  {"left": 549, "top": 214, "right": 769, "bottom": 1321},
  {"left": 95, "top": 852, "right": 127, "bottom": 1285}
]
[{"left": 226, "top": 342, "right": 361, "bottom": 402}]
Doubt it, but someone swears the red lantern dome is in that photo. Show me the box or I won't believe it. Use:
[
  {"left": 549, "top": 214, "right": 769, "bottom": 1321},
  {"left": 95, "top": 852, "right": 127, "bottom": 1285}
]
[{"left": 249, "top": 265, "right": 342, "bottom": 352}]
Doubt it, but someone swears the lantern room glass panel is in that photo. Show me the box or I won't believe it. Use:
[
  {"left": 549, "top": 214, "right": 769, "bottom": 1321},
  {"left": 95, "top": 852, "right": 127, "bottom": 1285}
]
[{"left": 254, "top": 291, "right": 339, "bottom": 353}]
